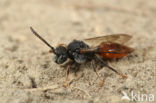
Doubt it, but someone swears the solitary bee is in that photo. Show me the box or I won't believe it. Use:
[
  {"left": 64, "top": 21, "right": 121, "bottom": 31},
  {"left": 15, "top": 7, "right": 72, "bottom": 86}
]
[{"left": 30, "top": 27, "right": 134, "bottom": 87}]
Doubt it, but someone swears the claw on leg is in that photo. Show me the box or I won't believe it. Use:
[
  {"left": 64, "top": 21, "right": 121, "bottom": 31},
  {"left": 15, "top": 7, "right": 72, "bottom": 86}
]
[
  {"left": 99, "top": 79, "right": 104, "bottom": 87},
  {"left": 117, "top": 72, "right": 128, "bottom": 79},
  {"left": 94, "top": 68, "right": 104, "bottom": 87},
  {"left": 63, "top": 83, "right": 69, "bottom": 88}
]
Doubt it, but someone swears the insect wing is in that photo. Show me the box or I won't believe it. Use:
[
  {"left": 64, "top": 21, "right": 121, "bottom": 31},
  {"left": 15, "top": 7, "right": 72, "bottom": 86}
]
[{"left": 84, "top": 34, "right": 132, "bottom": 47}]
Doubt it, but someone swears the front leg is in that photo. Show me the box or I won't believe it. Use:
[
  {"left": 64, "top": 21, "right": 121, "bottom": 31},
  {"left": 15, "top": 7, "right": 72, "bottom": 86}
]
[
  {"left": 61, "top": 59, "right": 74, "bottom": 87},
  {"left": 63, "top": 63, "right": 71, "bottom": 88}
]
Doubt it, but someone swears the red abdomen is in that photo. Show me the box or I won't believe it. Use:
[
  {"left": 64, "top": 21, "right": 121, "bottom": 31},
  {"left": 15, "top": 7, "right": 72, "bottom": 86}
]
[{"left": 98, "top": 42, "right": 133, "bottom": 59}]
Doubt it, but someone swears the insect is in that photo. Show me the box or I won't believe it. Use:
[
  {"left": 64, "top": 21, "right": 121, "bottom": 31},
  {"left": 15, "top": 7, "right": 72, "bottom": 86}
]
[{"left": 30, "top": 27, "right": 134, "bottom": 87}]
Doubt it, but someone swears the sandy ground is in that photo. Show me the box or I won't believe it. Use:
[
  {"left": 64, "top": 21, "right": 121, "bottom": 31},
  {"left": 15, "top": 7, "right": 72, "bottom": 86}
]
[{"left": 0, "top": 0, "right": 156, "bottom": 103}]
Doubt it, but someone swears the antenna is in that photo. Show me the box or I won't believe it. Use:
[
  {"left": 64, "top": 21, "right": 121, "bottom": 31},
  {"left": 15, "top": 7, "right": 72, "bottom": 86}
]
[{"left": 30, "top": 27, "right": 55, "bottom": 54}]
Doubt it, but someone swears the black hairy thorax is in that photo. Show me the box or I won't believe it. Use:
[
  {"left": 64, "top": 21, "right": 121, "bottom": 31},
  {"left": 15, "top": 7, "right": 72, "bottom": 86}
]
[{"left": 67, "top": 40, "right": 93, "bottom": 64}]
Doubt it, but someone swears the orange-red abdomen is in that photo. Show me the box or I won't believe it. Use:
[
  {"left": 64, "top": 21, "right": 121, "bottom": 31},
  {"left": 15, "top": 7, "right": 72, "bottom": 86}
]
[{"left": 98, "top": 42, "right": 133, "bottom": 59}]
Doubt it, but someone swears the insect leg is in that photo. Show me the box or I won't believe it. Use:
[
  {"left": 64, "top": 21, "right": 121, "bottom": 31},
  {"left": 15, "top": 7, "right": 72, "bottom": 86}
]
[
  {"left": 71, "top": 63, "right": 80, "bottom": 76},
  {"left": 96, "top": 55, "right": 127, "bottom": 79},
  {"left": 91, "top": 60, "right": 104, "bottom": 87},
  {"left": 63, "top": 64, "right": 71, "bottom": 87}
]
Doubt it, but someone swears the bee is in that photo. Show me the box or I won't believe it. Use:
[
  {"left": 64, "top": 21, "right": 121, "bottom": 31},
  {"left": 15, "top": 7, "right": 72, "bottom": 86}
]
[{"left": 30, "top": 27, "right": 134, "bottom": 87}]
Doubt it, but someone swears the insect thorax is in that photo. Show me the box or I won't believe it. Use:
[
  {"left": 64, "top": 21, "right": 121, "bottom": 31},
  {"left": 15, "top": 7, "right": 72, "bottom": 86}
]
[{"left": 67, "top": 40, "right": 92, "bottom": 64}]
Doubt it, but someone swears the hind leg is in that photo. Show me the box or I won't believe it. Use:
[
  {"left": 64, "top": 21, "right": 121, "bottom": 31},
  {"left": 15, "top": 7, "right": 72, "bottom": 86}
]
[{"left": 96, "top": 55, "right": 127, "bottom": 79}]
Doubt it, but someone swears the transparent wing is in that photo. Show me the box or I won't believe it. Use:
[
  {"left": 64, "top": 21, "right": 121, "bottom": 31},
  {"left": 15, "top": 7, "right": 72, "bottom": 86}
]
[{"left": 84, "top": 34, "right": 132, "bottom": 47}]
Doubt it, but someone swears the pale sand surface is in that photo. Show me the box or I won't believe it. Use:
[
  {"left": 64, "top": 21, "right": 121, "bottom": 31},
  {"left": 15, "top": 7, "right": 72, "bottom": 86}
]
[{"left": 0, "top": 0, "right": 156, "bottom": 103}]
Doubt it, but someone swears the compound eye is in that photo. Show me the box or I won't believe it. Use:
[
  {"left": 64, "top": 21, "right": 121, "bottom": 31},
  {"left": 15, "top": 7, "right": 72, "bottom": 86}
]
[
  {"left": 59, "top": 55, "right": 67, "bottom": 64},
  {"left": 54, "top": 46, "right": 68, "bottom": 64},
  {"left": 53, "top": 54, "right": 67, "bottom": 64}
]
